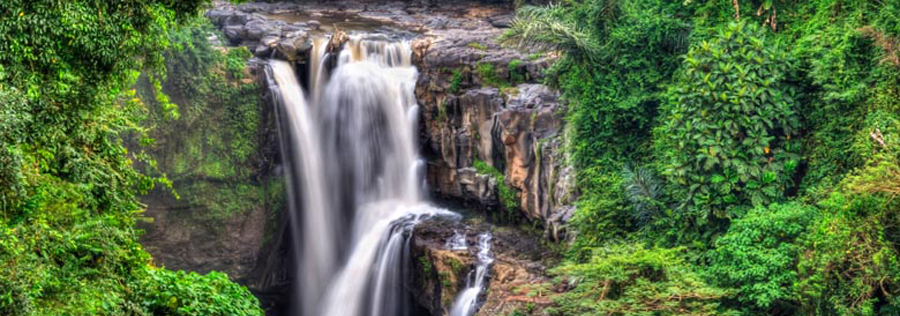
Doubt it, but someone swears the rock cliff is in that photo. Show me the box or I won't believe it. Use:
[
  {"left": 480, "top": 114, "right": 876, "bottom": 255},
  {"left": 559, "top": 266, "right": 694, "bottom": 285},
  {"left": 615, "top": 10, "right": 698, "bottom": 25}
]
[{"left": 412, "top": 16, "right": 577, "bottom": 240}]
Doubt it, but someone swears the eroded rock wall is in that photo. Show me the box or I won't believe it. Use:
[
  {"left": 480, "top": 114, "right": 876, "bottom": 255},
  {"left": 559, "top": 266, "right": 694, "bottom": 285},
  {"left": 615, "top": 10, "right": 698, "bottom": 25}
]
[{"left": 413, "top": 28, "right": 577, "bottom": 240}]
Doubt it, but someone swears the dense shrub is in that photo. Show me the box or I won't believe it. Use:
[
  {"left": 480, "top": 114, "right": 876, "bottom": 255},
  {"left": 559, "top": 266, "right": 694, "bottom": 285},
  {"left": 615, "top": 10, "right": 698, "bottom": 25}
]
[
  {"left": 0, "top": 0, "right": 262, "bottom": 314},
  {"left": 656, "top": 21, "right": 800, "bottom": 232},
  {"left": 795, "top": 154, "right": 900, "bottom": 315},
  {"left": 567, "top": 169, "right": 632, "bottom": 259},
  {"left": 508, "top": 0, "right": 900, "bottom": 314},
  {"left": 134, "top": 269, "right": 263, "bottom": 316},
  {"left": 548, "top": 243, "right": 737, "bottom": 316},
  {"left": 709, "top": 202, "right": 818, "bottom": 312}
]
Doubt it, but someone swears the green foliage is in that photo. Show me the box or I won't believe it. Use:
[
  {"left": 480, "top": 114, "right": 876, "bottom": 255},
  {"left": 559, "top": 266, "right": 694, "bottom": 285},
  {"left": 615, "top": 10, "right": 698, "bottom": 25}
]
[
  {"left": 795, "top": 193, "right": 900, "bottom": 315},
  {"left": 794, "top": 154, "right": 900, "bottom": 315},
  {"left": 137, "top": 19, "right": 264, "bottom": 220},
  {"left": 789, "top": 0, "right": 900, "bottom": 194},
  {"left": 449, "top": 68, "right": 464, "bottom": 94},
  {"left": 501, "top": 4, "right": 600, "bottom": 63},
  {"left": 622, "top": 165, "right": 665, "bottom": 228},
  {"left": 509, "top": 0, "right": 900, "bottom": 313},
  {"left": 563, "top": 0, "right": 688, "bottom": 168},
  {"left": 475, "top": 62, "right": 510, "bottom": 88},
  {"left": 567, "top": 169, "right": 632, "bottom": 259},
  {"left": 134, "top": 269, "right": 263, "bottom": 315},
  {"left": 509, "top": 59, "right": 526, "bottom": 84},
  {"left": 548, "top": 243, "right": 737, "bottom": 316},
  {"left": 474, "top": 160, "right": 520, "bottom": 212},
  {"left": 656, "top": 21, "right": 800, "bottom": 233},
  {"left": 709, "top": 202, "right": 818, "bottom": 311},
  {"left": 419, "top": 255, "right": 433, "bottom": 275},
  {"left": 468, "top": 42, "right": 487, "bottom": 50},
  {"left": 0, "top": 0, "right": 260, "bottom": 314}
]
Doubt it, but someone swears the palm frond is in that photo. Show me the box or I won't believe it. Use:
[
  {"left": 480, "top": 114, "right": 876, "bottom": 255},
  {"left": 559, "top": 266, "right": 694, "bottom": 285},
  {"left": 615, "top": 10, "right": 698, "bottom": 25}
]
[
  {"left": 500, "top": 4, "right": 600, "bottom": 63},
  {"left": 623, "top": 165, "right": 664, "bottom": 227}
]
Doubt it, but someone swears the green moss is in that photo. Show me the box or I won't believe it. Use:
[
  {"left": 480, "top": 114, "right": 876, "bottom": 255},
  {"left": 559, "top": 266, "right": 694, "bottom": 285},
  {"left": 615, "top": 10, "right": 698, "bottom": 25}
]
[
  {"left": 468, "top": 42, "right": 487, "bottom": 50},
  {"left": 419, "top": 255, "right": 433, "bottom": 275},
  {"left": 137, "top": 21, "right": 264, "bottom": 220},
  {"left": 475, "top": 62, "right": 510, "bottom": 88},
  {"left": 448, "top": 68, "right": 464, "bottom": 94},
  {"left": 509, "top": 59, "right": 525, "bottom": 84},
  {"left": 225, "top": 47, "right": 252, "bottom": 79},
  {"left": 474, "top": 159, "right": 520, "bottom": 211},
  {"left": 439, "top": 271, "right": 453, "bottom": 288},
  {"left": 443, "top": 256, "right": 464, "bottom": 274}
]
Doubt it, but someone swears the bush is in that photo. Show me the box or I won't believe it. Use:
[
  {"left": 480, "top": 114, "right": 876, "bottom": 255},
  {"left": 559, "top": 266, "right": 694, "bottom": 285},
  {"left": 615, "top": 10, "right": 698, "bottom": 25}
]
[
  {"left": 795, "top": 155, "right": 900, "bottom": 315},
  {"left": 548, "top": 243, "right": 737, "bottom": 316},
  {"left": 709, "top": 202, "right": 818, "bottom": 311},
  {"left": 656, "top": 21, "right": 801, "bottom": 231},
  {"left": 134, "top": 269, "right": 263, "bottom": 316},
  {"left": 567, "top": 169, "right": 632, "bottom": 259}
]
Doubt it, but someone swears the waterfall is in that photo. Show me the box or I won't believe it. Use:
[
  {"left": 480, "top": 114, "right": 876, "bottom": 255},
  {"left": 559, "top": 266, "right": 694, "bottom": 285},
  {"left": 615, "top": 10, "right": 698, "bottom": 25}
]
[
  {"left": 266, "top": 60, "right": 338, "bottom": 316},
  {"left": 268, "top": 36, "right": 455, "bottom": 316},
  {"left": 450, "top": 233, "right": 494, "bottom": 316}
]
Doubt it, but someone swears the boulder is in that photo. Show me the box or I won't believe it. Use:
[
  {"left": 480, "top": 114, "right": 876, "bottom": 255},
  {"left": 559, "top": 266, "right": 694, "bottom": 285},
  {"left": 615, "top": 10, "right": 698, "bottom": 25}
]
[
  {"left": 274, "top": 36, "right": 311, "bottom": 62},
  {"left": 244, "top": 19, "right": 273, "bottom": 40},
  {"left": 223, "top": 25, "right": 245, "bottom": 45}
]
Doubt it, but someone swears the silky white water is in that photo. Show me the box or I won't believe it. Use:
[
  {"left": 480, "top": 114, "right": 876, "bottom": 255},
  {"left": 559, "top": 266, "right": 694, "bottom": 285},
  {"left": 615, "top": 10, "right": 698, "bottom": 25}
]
[
  {"left": 269, "top": 36, "right": 453, "bottom": 316},
  {"left": 267, "top": 60, "right": 337, "bottom": 316},
  {"left": 450, "top": 233, "right": 494, "bottom": 316},
  {"left": 446, "top": 230, "right": 468, "bottom": 251}
]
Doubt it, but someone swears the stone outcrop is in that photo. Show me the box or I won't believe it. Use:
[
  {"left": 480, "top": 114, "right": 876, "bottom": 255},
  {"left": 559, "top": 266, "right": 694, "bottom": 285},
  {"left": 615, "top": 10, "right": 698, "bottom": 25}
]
[
  {"left": 139, "top": 191, "right": 270, "bottom": 283},
  {"left": 413, "top": 17, "right": 577, "bottom": 240},
  {"left": 207, "top": 4, "right": 314, "bottom": 61}
]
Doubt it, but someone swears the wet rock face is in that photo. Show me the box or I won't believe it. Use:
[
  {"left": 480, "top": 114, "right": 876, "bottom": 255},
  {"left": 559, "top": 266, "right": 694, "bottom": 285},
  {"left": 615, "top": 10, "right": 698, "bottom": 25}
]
[
  {"left": 138, "top": 58, "right": 292, "bottom": 313},
  {"left": 409, "top": 219, "right": 556, "bottom": 316},
  {"left": 139, "top": 192, "right": 268, "bottom": 283}
]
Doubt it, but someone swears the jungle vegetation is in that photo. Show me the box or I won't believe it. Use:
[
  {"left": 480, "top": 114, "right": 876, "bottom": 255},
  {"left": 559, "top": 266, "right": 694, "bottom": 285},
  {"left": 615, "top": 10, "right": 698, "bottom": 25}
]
[
  {"left": 0, "top": 0, "right": 262, "bottom": 315},
  {"left": 504, "top": 0, "right": 900, "bottom": 314}
]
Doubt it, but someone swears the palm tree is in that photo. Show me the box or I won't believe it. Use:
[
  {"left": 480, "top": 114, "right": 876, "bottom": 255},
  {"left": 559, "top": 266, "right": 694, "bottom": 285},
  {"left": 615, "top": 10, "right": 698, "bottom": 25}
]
[{"left": 499, "top": 4, "right": 600, "bottom": 63}]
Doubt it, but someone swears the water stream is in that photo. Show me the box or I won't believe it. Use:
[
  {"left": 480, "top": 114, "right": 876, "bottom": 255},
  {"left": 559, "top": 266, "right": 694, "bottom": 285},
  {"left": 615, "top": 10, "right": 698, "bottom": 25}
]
[{"left": 450, "top": 233, "right": 494, "bottom": 316}]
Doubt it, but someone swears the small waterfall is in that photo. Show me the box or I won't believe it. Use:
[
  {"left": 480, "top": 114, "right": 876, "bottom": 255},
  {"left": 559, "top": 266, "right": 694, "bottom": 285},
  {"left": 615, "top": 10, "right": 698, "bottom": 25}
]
[
  {"left": 446, "top": 230, "right": 468, "bottom": 251},
  {"left": 309, "top": 38, "right": 329, "bottom": 105},
  {"left": 268, "top": 35, "right": 456, "bottom": 316},
  {"left": 450, "top": 233, "right": 494, "bottom": 316}
]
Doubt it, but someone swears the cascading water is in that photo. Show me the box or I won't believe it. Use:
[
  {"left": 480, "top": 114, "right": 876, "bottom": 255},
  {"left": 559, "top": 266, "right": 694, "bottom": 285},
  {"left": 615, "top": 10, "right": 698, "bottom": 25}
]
[
  {"left": 268, "top": 35, "right": 457, "bottom": 316},
  {"left": 450, "top": 233, "right": 494, "bottom": 316},
  {"left": 266, "top": 60, "right": 337, "bottom": 316},
  {"left": 446, "top": 230, "right": 468, "bottom": 251}
]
